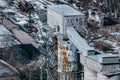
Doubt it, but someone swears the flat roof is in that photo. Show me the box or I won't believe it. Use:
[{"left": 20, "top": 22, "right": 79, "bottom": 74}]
[{"left": 48, "top": 5, "right": 84, "bottom": 16}]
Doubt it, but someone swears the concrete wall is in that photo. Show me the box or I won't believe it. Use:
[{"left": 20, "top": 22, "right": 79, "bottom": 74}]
[
  {"left": 80, "top": 54, "right": 120, "bottom": 76},
  {"left": 47, "top": 7, "right": 64, "bottom": 34},
  {"left": 80, "top": 55, "right": 102, "bottom": 73},
  {"left": 84, "top": 67, "right": 120, "bottom": 80},
  {"left": 84, "top": 67, "right": 97, "bottom": 80},
  {"left": 97, "top": 73, "right": 120, "bottom": 80},
  {"left": 58, "top": 40, "right": 78, "bottom": 72},
  {"left": 97, "top": 73, "right": 109, "bottom": 80},
  {"left": 47, "top": 7, "right": 84, "bottom": 36},
  {"left": 58, "top": 72, "right": 79, "bottom": 80}
]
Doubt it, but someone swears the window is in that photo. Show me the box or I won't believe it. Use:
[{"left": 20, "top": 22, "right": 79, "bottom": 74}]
[
  {"left": 79, "top": 18, "right": 83, "bottom": 25},
  {"left": 57, "top": 25, "right": 60, "bottom": 32},
  {"left": 67, "top": 19, "right": 69, "bottom": 23},
  {"left": 70, "top": 18, "right": 74, "bottom": 26},
  {"left": 76, "top": 18, "right": 78, "bottom": 22},
  {"left": 66, "top": 18, "right": 70, "bottom": 26},
  {"left": 70, "top": 19, "right": 72, "bottom": 23}
]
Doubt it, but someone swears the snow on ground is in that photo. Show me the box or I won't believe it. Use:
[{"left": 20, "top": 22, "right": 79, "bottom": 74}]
[
  {"left": 0, "top": 25, "right": 11, "bottom": 35},
  {"left": 0, "top": 0, "right": 8, "bottom": 8},
  {"left": 0, "top": 25, "right": 12, "bottom": 48},
  {"left": 0, "top": 25, "right": 20, "bottom": 48},
  {"left": 33, "top": 1, "right": 45, "bottom": 9},
  {"left": 0, "top": 0, "right": 51, "bottom": 45},
  {"left": 15, "top": 20, "right": 28, "bottom": 26},
  {"left": 2, "top": 9, "right": 16, "bottom": 14}
]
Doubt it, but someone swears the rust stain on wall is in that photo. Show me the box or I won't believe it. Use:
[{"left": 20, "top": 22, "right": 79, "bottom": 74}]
[
  {"left": 52, "top": 36, "right": 58, "bottom": 51},
  {"left": 61, "top": 45, "right": 71, "bottom": 72}
]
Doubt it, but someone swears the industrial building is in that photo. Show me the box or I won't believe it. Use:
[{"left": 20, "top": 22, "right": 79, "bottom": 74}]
[
  {"left": 0, "top": 0, "right": 120, "bottom": 80},
  {"left": 47, "top": 4, "right": 84, "bottom": 80},
  {"left": 47, "top": 4, "right": 120, "bottom": 80},
  {"left": 47, "top": 5, "right": 84, "bottom": 36}
]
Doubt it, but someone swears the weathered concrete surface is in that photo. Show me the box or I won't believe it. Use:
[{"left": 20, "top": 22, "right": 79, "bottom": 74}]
[{"left": 0, "top": 17, "right": 40, "bottom": 48}]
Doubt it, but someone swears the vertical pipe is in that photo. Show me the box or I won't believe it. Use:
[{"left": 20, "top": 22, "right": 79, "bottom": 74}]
[{"left": 84, "top": 67, "right": 97, "bottom": 80}]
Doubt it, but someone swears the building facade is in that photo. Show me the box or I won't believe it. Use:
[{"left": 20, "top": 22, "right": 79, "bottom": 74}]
[
  {"left": 47, "top": 5, "right": 84, "bottom": 80},
  {"left": 47, "top": 5, "right": 84, "bottom": 37}
]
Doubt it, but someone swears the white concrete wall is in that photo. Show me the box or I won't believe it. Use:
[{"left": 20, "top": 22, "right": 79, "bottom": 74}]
[
  {"left": 58, "top": 72, "right": 78, "bottom": 80},
  {"left": 84, "top": 67, "right": 97, "bottom": 80},
  {"left": 47, "top": 7, "right": 84, "bottom": 36},
  {"left": 97, "top": 73, "right": 109, "bottom": 80},
  {"left": 84, "top": 67, "right": 120, "bottom": 80},
  {"left": 58, "top": 40, "right": 78, "bottom": 72},
  {"left": 47, "top": 7, "right": 64, "bottom": 34},
  {"left": 97, "top": 73, "right": 120, "bottom": 80}
]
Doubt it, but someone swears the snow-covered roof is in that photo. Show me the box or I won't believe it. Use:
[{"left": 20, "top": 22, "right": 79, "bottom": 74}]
[{"left": 48, "top": 5, "right": 84, "bottom": 16}]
